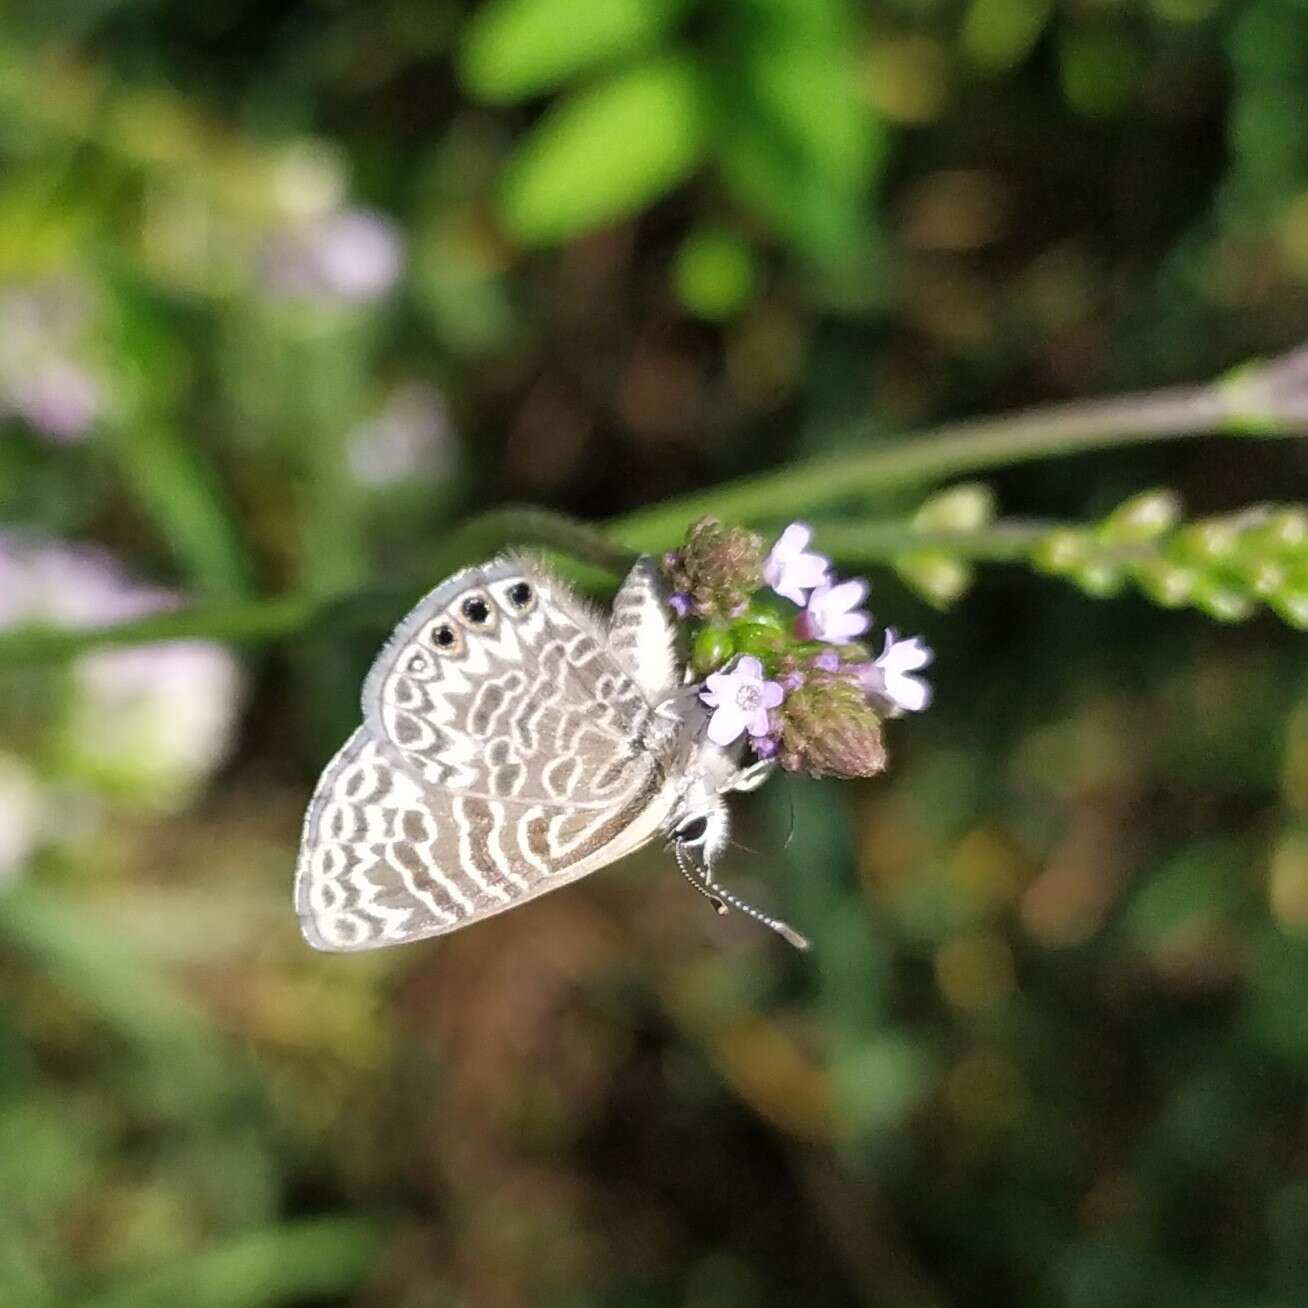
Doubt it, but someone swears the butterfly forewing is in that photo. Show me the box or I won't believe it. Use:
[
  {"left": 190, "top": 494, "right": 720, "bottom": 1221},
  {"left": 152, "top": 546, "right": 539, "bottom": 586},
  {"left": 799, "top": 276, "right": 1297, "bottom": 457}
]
[
  {"left": 361, "top": 558, "right": 663, "bottom": 809},
  {"left": 295, "top": 557, "right": 685, "bottom": 951}
]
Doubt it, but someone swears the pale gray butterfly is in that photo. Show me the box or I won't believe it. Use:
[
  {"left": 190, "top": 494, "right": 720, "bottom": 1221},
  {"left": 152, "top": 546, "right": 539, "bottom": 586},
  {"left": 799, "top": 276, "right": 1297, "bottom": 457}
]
[{"left": 294, "top": 554, "right": 808, "bottom": 952}]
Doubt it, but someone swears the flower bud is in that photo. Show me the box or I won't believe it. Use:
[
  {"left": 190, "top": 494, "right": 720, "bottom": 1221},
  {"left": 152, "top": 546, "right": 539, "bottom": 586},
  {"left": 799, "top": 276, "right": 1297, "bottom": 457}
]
[
  {"left": 895, "top": 550, "right": 974, "bottom": 608},
  {"left": 1134, "top": 558, "right": 1194, "bottom": 608},
  {"left": 1192, "top": 580, "right": 1254, "bottom": 622},
  {"left": 1032, "top": 528, "right": 1092, "bottom": 574},
  {"left": 692, "top": 624, "right": 735, "bottom": 676},
  {"left": 1073, "top": 561, "right": 1124, "bottom": 597},
  {"left": 774, "top": 665, "right": 887, "bottom": 779},
  {"left": 732, "top": 621, "right": 786, "bottom": 659},
  {"left": 912, "top": 482, "right": 996, "bottom": 533},
  {"left": 664, "top": 516, "right": 765, "bottom": 619},
  {"left": 1271, "top": 589, "right": 1308, "bottom": 630},
  {"left": 1099, "top": 489, "right": 1182, "bottom": 544}
]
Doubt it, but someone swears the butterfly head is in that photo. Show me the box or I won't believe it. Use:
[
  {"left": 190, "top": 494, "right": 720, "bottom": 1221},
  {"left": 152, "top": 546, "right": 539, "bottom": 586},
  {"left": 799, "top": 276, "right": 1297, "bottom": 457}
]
[
  {"left": 663, "top": 737, "right": 774, "bottom": 877},
  {"left": 667, "top": 798, "right": 730, "bottom": 876}
]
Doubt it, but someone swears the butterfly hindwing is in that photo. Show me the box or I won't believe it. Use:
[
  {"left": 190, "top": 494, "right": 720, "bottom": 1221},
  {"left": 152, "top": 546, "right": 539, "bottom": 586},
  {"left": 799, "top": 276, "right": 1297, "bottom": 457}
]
[{"left": 295, "top": 725, "right": 676, "bottom": 950}]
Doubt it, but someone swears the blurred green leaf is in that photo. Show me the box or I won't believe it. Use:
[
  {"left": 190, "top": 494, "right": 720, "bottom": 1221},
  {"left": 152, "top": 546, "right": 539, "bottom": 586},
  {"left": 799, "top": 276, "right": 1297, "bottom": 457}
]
[
  {"left": 963, "top": 0, "right": 1053, "bottom": 72},
  {"left": 103, "top": 288, "right": 249, "bottom": 598},
  {"left": 498, "top": 54, "right": 709, "bottom": 243},
  {"left": 718, "top": 1, "right": 885, "bottom": 271},
  {"left": 1122, "top": 840, "right": 1240, "bottom": 948},
  {"left": 0, "top": 887, "right": 215, "bottom": 1064},
  {"left": 1059, "top": 28, "right": 1146, "bottom": 120},
  {"left": 673, "top": 227, "right": 759, "bottom": 320},
  {"left": 81, "top": 1219, "right": 383, "bottom": 1308},
  {"left": 458, "top": 0, "right": 691, "bottom": 102}
]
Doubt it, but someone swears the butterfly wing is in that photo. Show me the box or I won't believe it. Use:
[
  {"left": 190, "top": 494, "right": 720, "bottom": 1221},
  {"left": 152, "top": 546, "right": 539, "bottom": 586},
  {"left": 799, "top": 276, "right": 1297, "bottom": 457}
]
[
  {"left": 296, "top": 556, "right": 685, "bottom": 952},
  {"left": 360, "top": 556, "right": 676, "bottom": 811},
  {"left": 606, "top": 556, "right": 680, "bottom": 701},
  {"left": 295, "top": 726, "right": 676, "bottom": 951}
]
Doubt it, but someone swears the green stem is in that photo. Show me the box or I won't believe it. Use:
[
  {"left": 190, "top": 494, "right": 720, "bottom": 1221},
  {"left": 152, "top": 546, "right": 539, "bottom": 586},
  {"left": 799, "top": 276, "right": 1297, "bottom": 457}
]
[
  {"left": 0, "top": 509, "right": 636, "bottom": 665},
  {"left": 0, "top": 516, "right": 1062, "bottom": 664},
  {"left": 610, "top": 381, "right": 1231, "bottom": 549},
  {"left": 1, "top": 348, "right": 1299, "bottom": 664},
  {"left": 811, "top": 520, "right": 1053, "bottom": 564}
]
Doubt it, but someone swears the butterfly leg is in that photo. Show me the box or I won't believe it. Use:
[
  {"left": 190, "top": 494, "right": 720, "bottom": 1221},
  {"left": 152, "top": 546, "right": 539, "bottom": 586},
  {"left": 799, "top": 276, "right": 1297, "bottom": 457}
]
[
  {"left": 727, "top": 758, "right": 776, "bottom": 794},
  {"left": 674, "top": 842, "right": 730, "bottom": 914}
]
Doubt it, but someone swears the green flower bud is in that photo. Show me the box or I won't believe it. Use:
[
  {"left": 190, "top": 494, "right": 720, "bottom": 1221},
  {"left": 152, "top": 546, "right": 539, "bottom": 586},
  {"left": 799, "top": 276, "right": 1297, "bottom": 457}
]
[
  {"left": 912, "top": 482, "right": 996, "bottom": 533},
  {"left": 1133, "top": 559, "right": 1195, "bottom": 608},
  {"left": 1265, "top": 509, "right": 1308, "bottom": 551},
  {"left": 895, "top": 550, "right": 974, "bottom": 609},
  {"left": 1173, "top": 518, "right": 1241, "bottom": 563},
  {"left": 1271, "top": 589, "right": 1308, "bottom": 630},
  {"left": 1192, "top": 581, "right": 1254, "bottom": 622},
  {"left": 664, "top": 516, "right": 765, "bottom": 619},
  {"left": 1241, "top": 558, "right": 1287, "bottom": 597},
  {"left": 741, "top": 603, "right": 787, "bottom": 632},
  {"left": 692, "top": 624, "right": 735, "bottom": 676},
  {"left": 1073, "top": 561, "right": 1124, "bottom": 597},
  {"left": 1099, "top": 489, "right": 1182, "bottom": 544},
  {"left": 732, "top": 621, "right": 785, "bottom": 660},
  {"left": 1032, "top": 528, "right": 1092, "bottom": 574},
  {"left": 775, "top": 667, "right": 887, "bottom": 780}
]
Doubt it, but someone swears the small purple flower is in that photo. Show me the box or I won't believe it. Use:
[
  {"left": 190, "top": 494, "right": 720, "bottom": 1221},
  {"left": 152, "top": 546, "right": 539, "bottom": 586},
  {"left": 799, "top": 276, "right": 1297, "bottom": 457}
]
[
  {"left": 346, "top": 382, "right": 453, "bottom": 486},
  {"left": 12, "top": 358, "right": 101, "bottom": 443},
  {"left": 796, "top": 579, "right": 871, "bottom": 644},
  {"left": 668, "top": 592, "right": 693, "bottom": 619},
  {"left": 763, "top": 522, "right": 832, "bottom": 605},
  {"left": 752, "top": 735, "right": 779, "bottom": 760},
  {"left": 263, "top": 207, "right": 405, "bottom": 305},
  {"left": 312, "top": 209, "right": 405, "bottom": 302},
  {"left": 700, "top": 655, "right": 785, "bottom": 747},
  {"left": 857, "top": 628, "right": 934, "bottom": 713}
]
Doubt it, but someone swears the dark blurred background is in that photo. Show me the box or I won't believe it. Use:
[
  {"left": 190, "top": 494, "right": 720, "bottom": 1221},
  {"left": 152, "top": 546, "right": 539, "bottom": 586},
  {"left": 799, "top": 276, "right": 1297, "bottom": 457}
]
[{"left": 2, "top": 1, "right": 1308, "bottom": 1305}]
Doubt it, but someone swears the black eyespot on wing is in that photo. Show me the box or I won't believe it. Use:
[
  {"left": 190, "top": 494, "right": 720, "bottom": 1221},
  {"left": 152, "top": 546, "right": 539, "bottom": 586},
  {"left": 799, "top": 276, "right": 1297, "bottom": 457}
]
[
  {"left": 433, "top": 624, "right": 456, "bottom": 648},
  {"left": 509, "top": 581, "right": 532, "bottom": 608},
  {"left": 462, "top": 596, "right": 490, "bottom": 624},
  {"left": 676, "top": 815, "right": 709, "bottom": 845}
]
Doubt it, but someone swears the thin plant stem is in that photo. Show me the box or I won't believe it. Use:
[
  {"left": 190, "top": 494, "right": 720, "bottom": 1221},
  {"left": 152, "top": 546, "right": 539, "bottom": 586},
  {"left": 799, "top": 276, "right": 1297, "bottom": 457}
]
[
  {"left": 2, "top": 348, "right": 1302, "bottom": 664},
  {"left": 609, "top": 383, "right": 1232, "bottom": 549}
]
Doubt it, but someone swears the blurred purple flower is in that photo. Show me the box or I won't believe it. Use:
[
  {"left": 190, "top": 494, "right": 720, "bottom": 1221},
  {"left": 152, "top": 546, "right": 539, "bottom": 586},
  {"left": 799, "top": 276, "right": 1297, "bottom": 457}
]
[
  {"left": 347, "top": 382, "right": 454, "bottom": 486},
  {"left": 264, "top": 207, "right": 405, "bottom": 305},
  {"left": 0, "top": 283, "right": 102, "bottom": 443},
  {"left": 10, "top": 358, "right": 101, "bottom": 443},
  {"left": 857, "top": 628, "right": 934, "bottom": 714},
  {"left": 700, "top": 655, "right": 785, "bottom": 746},
  {"left": 763, "top": 523, "right": 831, "bottom": 605},
  {"left": 0, "top": 535, "right": 242, "bottom": 804},
  {"left": 795, "top": 579, "right": 871, "bottom": 643}
]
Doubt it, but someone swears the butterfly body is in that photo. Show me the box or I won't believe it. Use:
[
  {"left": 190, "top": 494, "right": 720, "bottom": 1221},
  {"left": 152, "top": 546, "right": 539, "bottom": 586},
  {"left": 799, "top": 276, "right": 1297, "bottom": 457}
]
[{"left": 295, "top": 555, "right": 780, "bottom": 952}]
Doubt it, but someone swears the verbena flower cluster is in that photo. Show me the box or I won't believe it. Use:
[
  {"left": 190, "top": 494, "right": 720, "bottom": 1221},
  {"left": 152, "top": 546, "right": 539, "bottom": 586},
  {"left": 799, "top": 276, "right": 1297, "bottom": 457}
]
[{"left": 662, "top": 518, "right": 932, "bottom": 779}]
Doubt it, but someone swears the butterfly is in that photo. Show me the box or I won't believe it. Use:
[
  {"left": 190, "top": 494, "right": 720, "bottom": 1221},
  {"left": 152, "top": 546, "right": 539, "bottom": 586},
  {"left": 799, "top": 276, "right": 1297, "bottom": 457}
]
[{"left": 294, "top": 555, "right": 808, "bottom": 952}]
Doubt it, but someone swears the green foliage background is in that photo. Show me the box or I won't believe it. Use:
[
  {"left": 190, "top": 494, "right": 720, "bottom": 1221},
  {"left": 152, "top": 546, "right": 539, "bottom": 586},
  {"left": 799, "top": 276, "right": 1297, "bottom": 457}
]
[{"left": 2, "top": 0, "right": 1308, "bottom": 1304}]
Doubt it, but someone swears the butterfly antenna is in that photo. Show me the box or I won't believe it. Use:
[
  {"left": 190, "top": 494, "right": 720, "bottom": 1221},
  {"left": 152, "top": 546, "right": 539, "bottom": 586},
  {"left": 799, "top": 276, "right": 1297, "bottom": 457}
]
[{"left": 674, "top": 846, "right": 810, "bottom": 952}]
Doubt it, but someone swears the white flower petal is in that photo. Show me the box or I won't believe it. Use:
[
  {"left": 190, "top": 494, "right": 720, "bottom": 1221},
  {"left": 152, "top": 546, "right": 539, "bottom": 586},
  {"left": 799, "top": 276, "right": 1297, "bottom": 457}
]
[{"left": 707, "top": 704, "right": 748, "bottom": 746}]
